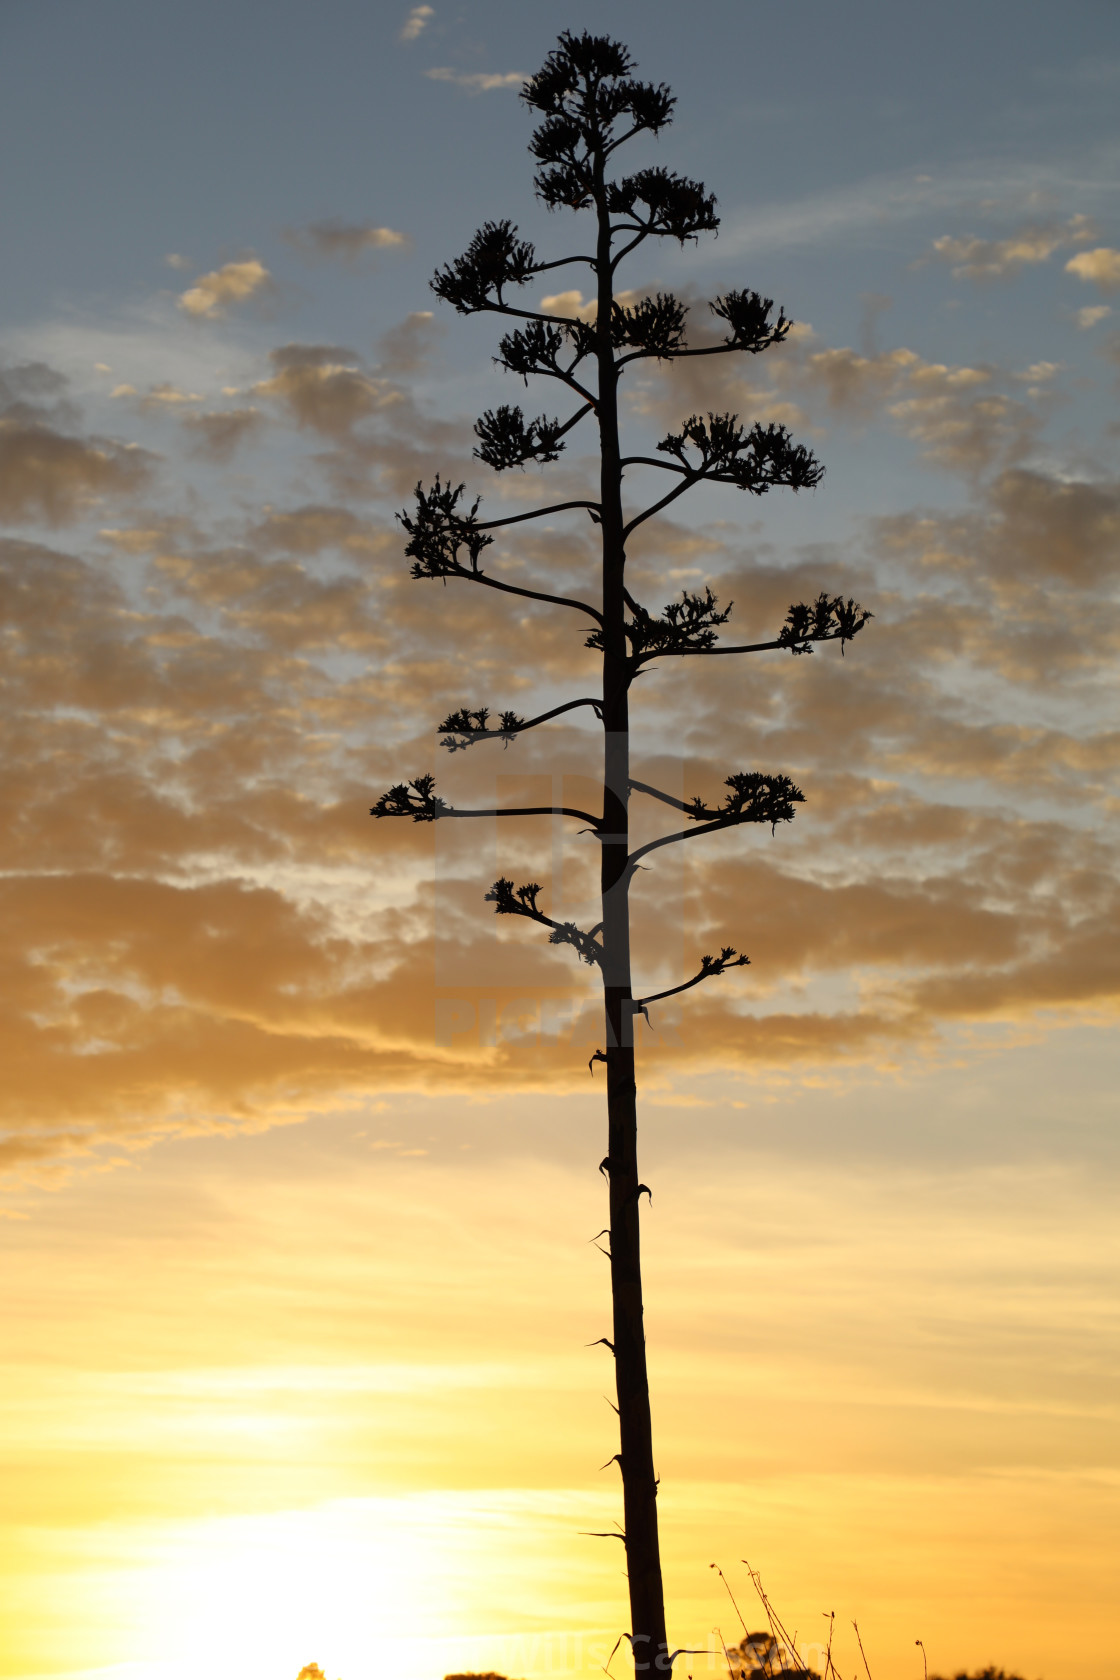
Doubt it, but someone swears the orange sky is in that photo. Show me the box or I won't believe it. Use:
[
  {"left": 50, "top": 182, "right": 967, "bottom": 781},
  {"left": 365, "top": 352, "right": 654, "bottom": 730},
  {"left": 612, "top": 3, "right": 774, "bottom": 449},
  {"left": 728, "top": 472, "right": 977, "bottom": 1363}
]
[
  {"left": 4, "top": 1103, "right": 1118, "bottom": 1680},
  {"left": 3, "top": 5, "right": 1120, "bottom": 1679}
]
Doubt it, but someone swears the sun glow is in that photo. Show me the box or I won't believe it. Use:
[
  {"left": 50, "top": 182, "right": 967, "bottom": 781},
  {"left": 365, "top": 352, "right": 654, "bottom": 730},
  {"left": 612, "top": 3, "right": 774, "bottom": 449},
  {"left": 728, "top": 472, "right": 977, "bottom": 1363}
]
[{"left": 21, "top": 1490, "right": 635, "bottom": 1680}]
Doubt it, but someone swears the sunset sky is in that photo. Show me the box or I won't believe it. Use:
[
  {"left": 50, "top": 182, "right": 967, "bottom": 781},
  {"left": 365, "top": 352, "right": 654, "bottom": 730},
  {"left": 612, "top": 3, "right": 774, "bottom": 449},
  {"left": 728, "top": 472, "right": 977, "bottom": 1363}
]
[{"left": 2, "top": 3, "right": 1119, "bottom": 1679}]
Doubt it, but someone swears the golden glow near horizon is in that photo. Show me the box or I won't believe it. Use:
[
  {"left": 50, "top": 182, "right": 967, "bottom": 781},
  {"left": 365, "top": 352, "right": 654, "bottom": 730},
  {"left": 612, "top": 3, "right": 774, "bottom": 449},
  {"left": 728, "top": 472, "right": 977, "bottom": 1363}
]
[
  {"left": 3, "top": 5, "right": 1120, "bottom": 1678},
  {"left": 3, "top": 1134, "right": 1118, "bottom": 1680}
]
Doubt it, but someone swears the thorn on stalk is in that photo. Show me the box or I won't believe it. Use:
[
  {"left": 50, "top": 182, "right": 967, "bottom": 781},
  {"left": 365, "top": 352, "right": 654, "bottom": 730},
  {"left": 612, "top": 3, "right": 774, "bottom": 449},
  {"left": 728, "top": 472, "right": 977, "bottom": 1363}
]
[
  {"left": 599, "top": 1452, "right": 623, "bottom": 1472},
  {"left": 599, "top": 1156, "right": 612, "bottom": 1177},
  {"left": 589, "top": 1048, "right": 608, "bottom": 1074},
  {"left": 600, "top": 1633, "right": 624, "bottom": 1680},
  {"left": 588, "top": 1336, "right": 616, "bottom": 1354}
]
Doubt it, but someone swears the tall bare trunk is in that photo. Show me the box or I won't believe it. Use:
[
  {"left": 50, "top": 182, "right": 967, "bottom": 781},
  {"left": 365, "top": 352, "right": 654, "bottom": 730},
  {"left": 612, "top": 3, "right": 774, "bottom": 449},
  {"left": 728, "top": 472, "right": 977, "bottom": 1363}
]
[{"left": 595, "top": 146, "right": 669, "bottom": 1675}]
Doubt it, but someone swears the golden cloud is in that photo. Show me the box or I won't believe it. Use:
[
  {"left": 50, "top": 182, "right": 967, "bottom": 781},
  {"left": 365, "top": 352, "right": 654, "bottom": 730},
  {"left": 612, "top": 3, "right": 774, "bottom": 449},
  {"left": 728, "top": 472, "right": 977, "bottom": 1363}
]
[
  {"left": 925, "top": 214, "right": 1095, "bottom": 280},
  {"left": 399, "top": 4, "right": 433, "bottom": 41},
  {"left": 178, "top": 258, "right": 271, "bottom": 318},
  {"left": 1, "top": 330, "right": 1117, "bottom": 1179},
  {"left": 1065, "top": 247, "right": 1120, "bottom": 291}
]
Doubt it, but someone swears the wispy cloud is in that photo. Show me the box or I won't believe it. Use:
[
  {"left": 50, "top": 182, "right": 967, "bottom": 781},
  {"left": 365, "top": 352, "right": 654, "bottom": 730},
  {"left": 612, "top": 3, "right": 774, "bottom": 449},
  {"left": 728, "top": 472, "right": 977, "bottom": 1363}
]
[
  {"left": 177, "top": 259, "right": 271, "bottom": 319},
  {"left": 284, "top": 220, "right": 411, "bottom": 264},
  {"left": 711, "top": 160, "right": 1118, "bottom": 260},
  {"left": 399, "top": 4, "right": 433, "bottom": 42},
  {"left": 424, "top": 67, "right": 525, "bottom": 94}
]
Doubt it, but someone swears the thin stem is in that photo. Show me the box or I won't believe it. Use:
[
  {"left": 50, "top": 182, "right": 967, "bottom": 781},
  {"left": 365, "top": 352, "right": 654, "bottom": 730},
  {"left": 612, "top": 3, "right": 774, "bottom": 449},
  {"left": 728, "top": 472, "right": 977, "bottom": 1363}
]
[
  {"left": 610, "top": 228, "right": 651, "bottom": 269},
  {"left": 712, "top": 1564, "right": 750, "bottom": 1639},
  {"left": 657, "top": 631, "right": 851, "bottom": 657},
  {"left": 550, "top": 400, "right": 597, "bottom": 441},
  {"left": 487, "top": 301, "right": 588, "bottom": 329},
  {"left": 503, "top": 361, "right": 598, "bottom": 405},
  {"left": 618, "top": 456, "right": 690, "bottom": 474},
  {"left": 447, "top": 567, "right": 603, "bottom": 624},
  {"left": 442, "top": 697, "right": 603, "bottom": 746},
  {"left": 628, "top": 777, "right": 692, "bottom": 815},
  {"left": 622, "top": 474, "right": 702, "bottom": 539},
  {"left": 627, "top": 813, "right": 746, "bottom": 867},
  {"left": 532, "top": 254, "right": 598, "bottom": 274},
  {"left": 634, "top": 962, "right": 741, "bottom": 1009},
  {"left": 477, "top": 499, "right": 602, "bottom": 531},
  {"left": 617, "top": 342, "right": 750, "bottom": 370}
]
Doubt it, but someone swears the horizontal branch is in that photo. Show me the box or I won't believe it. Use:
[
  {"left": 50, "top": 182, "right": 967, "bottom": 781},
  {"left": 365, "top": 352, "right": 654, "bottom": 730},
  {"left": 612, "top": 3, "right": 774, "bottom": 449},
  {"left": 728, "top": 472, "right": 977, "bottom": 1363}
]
[
  {"left": 663, "top": 628, "right": 857, "bottom": 658},
  {"left": 616, "top": 341, "right": 750, "bottom": 370},
  {"left": 371, "top": 774, "right": 600, "bottom": 829},
  {"left": 660, "top": 635, "right": 787, "bottom": 657},
  {"left": 477, "top": 301, "right": 589, "bottom": 330},
  {"left": 446, "top": 804, "right": 602, "bottom": 828}
]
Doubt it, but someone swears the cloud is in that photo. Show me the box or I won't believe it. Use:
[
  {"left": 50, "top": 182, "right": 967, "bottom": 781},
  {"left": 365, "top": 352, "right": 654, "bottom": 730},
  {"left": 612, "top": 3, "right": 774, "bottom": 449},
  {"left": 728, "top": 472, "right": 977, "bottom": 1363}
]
[
  {"left": 284, "top": 220, "right": 411, "bottom": 264},
  {"left": 0, "top": 360, "right": 79, "bottom": 429},
  {"left": 1065, "top": 247, "right": 1120, "bottom": 291},
  {"left": 399, "top": 5, "right": 433, "bottom": 42},
  {"left": 424, "top": 67, "right": 525, "bottom": 93},
  {"left": 252, "top": 345, "right": 397, "bottom": 438},
  {"left": 540, "top": 289, "right": 597, "bottom": 323},
  {"left": 375, "top": 312, "right": 443, "bottom": 377},
  {"left": 1075, "top": 305, "right": 1112, "bottom": 328},
  {"left": 0, "top": 417, "right": 153, "bottom": 526},
  {"left": 927, "top": 214, "right": 1095, "bottom": 280},
  {"left": 141, "top": 382, "right": 203, "bottom": 409},
  {"left": 177, "top": 258, "right": 272, "bottom": 319},
  {"left": 2, "top": 327, "right": 1118, "bottom": 1181},
  {"left": 180, "top": 407, "right": 265, "bottom": 461},
  {"left": 637, "top": 320, "right": 1046, "bottom": 474}
]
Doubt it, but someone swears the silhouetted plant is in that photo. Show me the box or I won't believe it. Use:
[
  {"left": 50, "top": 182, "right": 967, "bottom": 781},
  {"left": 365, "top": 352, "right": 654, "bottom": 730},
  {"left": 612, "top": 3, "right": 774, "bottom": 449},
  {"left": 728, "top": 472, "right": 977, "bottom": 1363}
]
[
  {"left": 930, "top": 1671, "right": 1028, "bottom": 1680},
  {"left": 373, "top": 31, "right": 870, "bottom": 1675}
]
